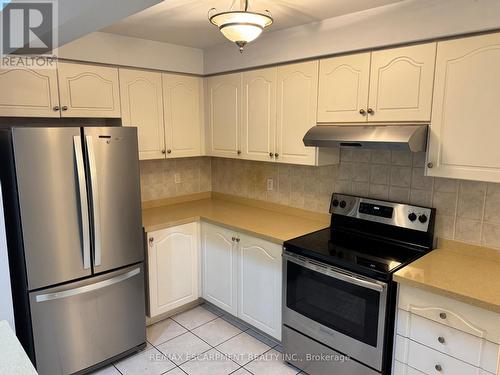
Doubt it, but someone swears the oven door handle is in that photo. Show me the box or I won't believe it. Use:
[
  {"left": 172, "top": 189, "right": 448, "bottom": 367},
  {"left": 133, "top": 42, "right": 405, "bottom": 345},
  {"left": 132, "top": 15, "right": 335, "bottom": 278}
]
[{"left": 283, "top": 252, "right": 386, "bottom": 292}]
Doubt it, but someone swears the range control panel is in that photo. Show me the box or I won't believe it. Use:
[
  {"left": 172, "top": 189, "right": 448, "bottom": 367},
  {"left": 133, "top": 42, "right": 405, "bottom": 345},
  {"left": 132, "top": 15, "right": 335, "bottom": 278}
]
[{"left": 330, "top": 193, "right": 433, "bottom": 232}]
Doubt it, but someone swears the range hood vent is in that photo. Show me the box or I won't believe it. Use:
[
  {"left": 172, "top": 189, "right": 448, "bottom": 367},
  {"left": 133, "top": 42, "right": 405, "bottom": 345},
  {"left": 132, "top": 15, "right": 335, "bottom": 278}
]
[{"left": 303, "top": 124, "right": 428, "bottom": 152}]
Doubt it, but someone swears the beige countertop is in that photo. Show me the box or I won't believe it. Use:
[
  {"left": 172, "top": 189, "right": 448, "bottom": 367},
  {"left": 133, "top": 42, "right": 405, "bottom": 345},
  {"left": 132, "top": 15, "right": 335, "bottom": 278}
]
[
  {"left": 142, "top": 193, "right": 330, "bottom": 244},
  {"left": 394, "top": 239, "right": 500, "bottom": 314}
]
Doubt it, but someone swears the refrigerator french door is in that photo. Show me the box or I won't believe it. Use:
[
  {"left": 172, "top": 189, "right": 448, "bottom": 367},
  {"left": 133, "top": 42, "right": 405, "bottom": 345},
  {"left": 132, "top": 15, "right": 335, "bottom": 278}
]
[{"left": 1, "top": 127, "right": 146, "bottom": 375}]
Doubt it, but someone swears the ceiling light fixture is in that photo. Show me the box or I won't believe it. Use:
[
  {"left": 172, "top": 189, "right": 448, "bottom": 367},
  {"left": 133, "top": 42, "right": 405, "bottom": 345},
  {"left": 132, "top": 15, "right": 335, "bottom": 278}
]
[{"left": 208, "top": 0, "right": 273, "bottom": 53}]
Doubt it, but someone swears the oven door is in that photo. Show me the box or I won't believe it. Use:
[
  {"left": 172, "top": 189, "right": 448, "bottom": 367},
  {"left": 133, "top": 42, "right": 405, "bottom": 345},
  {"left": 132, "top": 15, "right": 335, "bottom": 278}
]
[{"left": 283, "top": 252, "right": 388, "bottom": 371}]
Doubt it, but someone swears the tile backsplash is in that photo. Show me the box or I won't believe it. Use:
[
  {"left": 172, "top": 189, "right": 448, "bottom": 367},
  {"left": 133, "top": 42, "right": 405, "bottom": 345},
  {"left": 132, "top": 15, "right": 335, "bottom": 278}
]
[
  {"left": 211, "top": 149, "right": 500, "bottom": 250},
  {"left": 140, "top": 150, "right": 500, "bottom": 250},
  {"left": 140, "top": 157, "right": 211, "bottom": 201}
]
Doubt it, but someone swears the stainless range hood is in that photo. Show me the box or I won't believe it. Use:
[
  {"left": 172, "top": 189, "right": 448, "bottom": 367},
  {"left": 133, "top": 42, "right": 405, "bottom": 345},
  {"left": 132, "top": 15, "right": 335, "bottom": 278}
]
[{"left": 303, "top": 124, "right": 428, "bottom": 152}]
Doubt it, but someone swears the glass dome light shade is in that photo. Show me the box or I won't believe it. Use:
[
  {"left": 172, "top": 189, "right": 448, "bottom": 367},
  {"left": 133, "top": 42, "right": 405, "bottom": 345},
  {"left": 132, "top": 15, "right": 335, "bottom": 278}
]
[
  {"left": 209, "top": 10, "right": 273, "bottom": 50},
  {"left": 220, "top": 23, "right": 263, "bottom": 44}
]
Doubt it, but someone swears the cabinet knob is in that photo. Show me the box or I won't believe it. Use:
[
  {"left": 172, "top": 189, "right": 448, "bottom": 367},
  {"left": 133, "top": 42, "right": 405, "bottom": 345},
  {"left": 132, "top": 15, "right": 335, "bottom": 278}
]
[
  {"left": 53, "top": 105, "right": 60, "bottom": 111},
  {"left": 359, "top": 109, "right": 366, "bottom": 116},
  {"left": 439, "top": 312, "right": 447, "bottom": 319},
  {"left": 148, "top": 237, "right": 154, "bottom": 246},
  {"left": 437, "top": 336, "right": 445, "bottom": 344},
  {"left": 235, "top": 237, "right": 240, "bottom": 243},
  {"left": 237, "top": 150, "right": 242, "bottom": 155},
  {"left": 231, "top": 237, "right": 236, "bottom": 242},
  {"left": 435, "top": 364, "right": 442, "bottom": 372},
  {"left": 61, "top": 105, "right": 68, "bottom": 111},
  {"left": 167, "top": 149, "right": 172, "bottom": 154},
  {"left": 161, "top": 149, "right": 166, "bottom": 154},
  {"left": 427, "top": 162, "right": 434, "bottom": 169},
  {"left": 269, "top": 152, "right": 274, "bottom": 158},
  {"left": 274, "top": 153, "right": 279, "bottom": 158},
  {"left": 367, "top": 108, "right": 374, "bottom": 115}
]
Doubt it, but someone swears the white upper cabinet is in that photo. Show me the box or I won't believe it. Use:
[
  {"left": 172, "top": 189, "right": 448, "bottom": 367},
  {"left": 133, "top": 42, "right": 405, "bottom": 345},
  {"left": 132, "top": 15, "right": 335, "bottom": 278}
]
[
  {"left": 241, "top": 68, "right": 277, "bottom": 162},
  {"left": 58, "top": 62, "right": 121, "bottom": 118},
  {"left": 427, "top": 32, "right": 500, "bottom": 183},
  {"left": 119, "top": 68, "right": 165, "bottom": 160},
  {"left": 276, "top": 61, "right": 320, "bottom": 165},
  {"left": 0, "top": 67, "right": 60, "bottom": 117},
  {"left": 207, "top": 73, "right": 242, "bottom": 158},
  {"left": 318, "top": 53, "right": 371, "bottom": 123},
  {"left": 237, "top": 233, "right": 282, "bottom": 340},
  {"left": 317, "top": 44, "right": 436, "bottom": 123},
  {"left": 368, "top": 43, "right": 436, "bottom": 122},
  {"left": 147, "top": 223, "right": 199, "bottom": 318},
  {"left": 163, "top": 74, "right": 203, "bottom": 158},
  {"left": 201, "top": 223, "right": 238, "bottom": 316}
]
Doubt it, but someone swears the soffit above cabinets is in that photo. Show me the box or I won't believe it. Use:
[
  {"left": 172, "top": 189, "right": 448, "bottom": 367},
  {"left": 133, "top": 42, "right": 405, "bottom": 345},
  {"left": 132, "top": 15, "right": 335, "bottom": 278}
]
[{"left": 100, "top": 0, "right": 404, "bottom": 49}]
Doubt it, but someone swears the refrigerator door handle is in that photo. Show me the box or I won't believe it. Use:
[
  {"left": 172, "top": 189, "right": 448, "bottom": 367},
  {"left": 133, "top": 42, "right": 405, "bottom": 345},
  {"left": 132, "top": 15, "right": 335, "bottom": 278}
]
[
  {"left": 34, "top": 267, "right": 141, "bottom": 302},
  {"left": 85, "top": 135, "right": 102, "bottom": 267},
  {"left": 73, "top": 136, "right": 91, "bottom": 270}
]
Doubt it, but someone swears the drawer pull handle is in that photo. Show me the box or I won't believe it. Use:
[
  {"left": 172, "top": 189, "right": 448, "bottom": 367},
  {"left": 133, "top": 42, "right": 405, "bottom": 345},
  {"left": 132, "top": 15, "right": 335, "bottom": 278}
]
[
  {"left": 439, "top": 312, "right": 447, "bottom": 319},
  {"left": 435, "top": 364, "right": 442, "bottom": 372},
  {"left": 437, "top": 336, "right": 445, "bottom": 344}
]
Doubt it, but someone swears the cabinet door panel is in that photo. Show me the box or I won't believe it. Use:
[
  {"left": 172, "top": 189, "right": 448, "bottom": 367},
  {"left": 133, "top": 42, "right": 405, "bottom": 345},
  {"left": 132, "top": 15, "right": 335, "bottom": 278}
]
[
  {"left": 201, "top": 223, "right": 237, "bottom": 315},
  {"left": 238, "top": 234, "right": 282, "bottom": 340},
  {"left": 163, "top": 74, "right": 203, "bottom": 158},
  {"left": 241, "top": 68, "right": 277, "bottom": 162},
  {"left": 58, "top": 62, "right": 121, "bottom": 118},
  {"left": 119, "top": 68, "right": 165, "bottom": 160},
  {"left": 318, "top": 53, "right": 371, "bottom": 123},
  {"left": 147, "top": 223, "right": 199, "bottom": 317},
  {"left": 241, "top": 68, "right": 277, "bottom": 161},
  {"left": 276, "top": 61, "right": 318, "bottom": 165},
  {"left": 368, "top": 43, "right": 436, "bottom": 121},
  {"left": 427, "top": 33, "right": 500, "bottom": 182},
  {"left": 0, "top": 67, "right": 60, "bottom": 117},
  {"left": 207, "top": 74, "right": 241, "bottom": 158}
]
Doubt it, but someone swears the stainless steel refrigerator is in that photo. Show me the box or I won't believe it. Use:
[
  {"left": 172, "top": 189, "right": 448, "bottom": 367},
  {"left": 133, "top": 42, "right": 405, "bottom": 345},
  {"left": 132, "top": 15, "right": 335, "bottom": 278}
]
[{"left": 0, "top": 126, "right": 146, "bottom": 375}]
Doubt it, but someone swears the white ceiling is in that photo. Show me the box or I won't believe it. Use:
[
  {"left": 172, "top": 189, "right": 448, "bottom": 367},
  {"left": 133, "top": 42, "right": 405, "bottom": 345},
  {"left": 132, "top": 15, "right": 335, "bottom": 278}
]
[{"left": 101, "top": 0, "right": 404, "bottom": 49}]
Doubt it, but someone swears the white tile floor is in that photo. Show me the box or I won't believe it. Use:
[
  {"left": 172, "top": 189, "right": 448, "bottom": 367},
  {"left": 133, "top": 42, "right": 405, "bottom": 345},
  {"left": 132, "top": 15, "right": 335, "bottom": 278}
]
[{"left": 90, "top": 304, "right": 303, "bottom": 375}]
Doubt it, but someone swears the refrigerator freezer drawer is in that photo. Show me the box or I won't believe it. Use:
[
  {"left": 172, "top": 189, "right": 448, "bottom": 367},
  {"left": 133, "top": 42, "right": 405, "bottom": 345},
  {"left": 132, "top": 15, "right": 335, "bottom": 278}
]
[{"left": 29, "top": 264, "right": 146, "bottom": 375}]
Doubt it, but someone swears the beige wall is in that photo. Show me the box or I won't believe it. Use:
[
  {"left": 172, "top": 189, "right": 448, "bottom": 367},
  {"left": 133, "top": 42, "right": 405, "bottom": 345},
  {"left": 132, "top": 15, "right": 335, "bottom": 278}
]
[
  {"left": 204, "top": 0, "right": 500, "bottom": 74},
  {"left": 140, "top": 157, "right": 211, "bottom": 201},
  {"left": 57, "top": 32, "right": 204, "bottom": 75}
]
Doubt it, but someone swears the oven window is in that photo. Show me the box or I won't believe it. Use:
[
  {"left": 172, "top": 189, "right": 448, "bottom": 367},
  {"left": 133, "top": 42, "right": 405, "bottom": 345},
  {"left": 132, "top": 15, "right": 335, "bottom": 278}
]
[{"left": 286, "top": 261, "right": 380, "bottom": 347}]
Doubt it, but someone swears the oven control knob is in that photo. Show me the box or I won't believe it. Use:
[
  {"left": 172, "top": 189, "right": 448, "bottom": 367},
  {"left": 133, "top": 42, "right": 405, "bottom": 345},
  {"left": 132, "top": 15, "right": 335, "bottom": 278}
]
[
  {"left": 408, "top": 212, "right": 417, "bottom": 222},
  {"left": 332, "top": 199, "right": 339, "bottom": 207},
  {"left": 418, "top": 214, "right": 428, "bottom": 223},
  {"left": 339, "top": 200, "right": 347, "bottom": 208}
]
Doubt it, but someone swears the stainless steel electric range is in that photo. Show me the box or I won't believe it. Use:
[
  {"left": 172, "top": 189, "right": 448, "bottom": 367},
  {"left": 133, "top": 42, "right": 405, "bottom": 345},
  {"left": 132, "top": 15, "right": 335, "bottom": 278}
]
[{"left": 282, "top": 193, "right": 436, "bottom": 375}]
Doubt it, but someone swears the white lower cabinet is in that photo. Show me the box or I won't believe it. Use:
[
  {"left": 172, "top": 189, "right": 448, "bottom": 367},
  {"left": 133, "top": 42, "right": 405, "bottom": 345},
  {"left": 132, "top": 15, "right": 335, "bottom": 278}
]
[
  {"left": 393, "top": 360, "right": 426, "bottom": 375},
  {"left": 146, "top": 223, "right": 200, "bottom": 318},
  {"left": 146, "top": 221, "right": 283, "bottom": 339},
  {"left": 394, "top": 284, "right": 500, "bottom": 375},
  {"left": 201, "top": 222, "right": 282, "bottom": 340},
  {"left": 201, "top": 223, "right": 238, "bottom": 316},
  {"left": 237, "top": 233, "right": 282, "bottom": 340}
]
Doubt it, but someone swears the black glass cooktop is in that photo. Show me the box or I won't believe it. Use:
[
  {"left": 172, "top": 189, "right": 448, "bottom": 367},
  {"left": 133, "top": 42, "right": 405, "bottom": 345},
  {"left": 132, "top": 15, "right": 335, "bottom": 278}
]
[{"left": 284, "top": 228, "right": 425, "bottom": 280}]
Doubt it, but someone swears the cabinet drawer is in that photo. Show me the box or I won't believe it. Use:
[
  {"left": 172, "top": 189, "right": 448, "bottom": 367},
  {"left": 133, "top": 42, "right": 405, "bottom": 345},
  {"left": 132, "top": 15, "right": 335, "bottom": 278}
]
[
  {"left": 397, "top": 310, "right": 499, "bottom": 373},
  {"left": 395, "top": 336, "right": 495, "bottom": 375},
  {"left": 398, "top": 284, "right": 500, "bottom": 344},
  {"left": 393, "top": 361, "right": 426, "bottom": 375}
]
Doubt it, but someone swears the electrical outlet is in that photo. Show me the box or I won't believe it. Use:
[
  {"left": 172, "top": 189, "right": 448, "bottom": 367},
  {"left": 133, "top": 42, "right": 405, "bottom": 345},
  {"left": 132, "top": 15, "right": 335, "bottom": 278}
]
[
  {"left": 267, "top": 178, "right": 274, "bottom": 191},
  {"left": 174, "top": 173, "right": 181, "bottom": 184}
]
